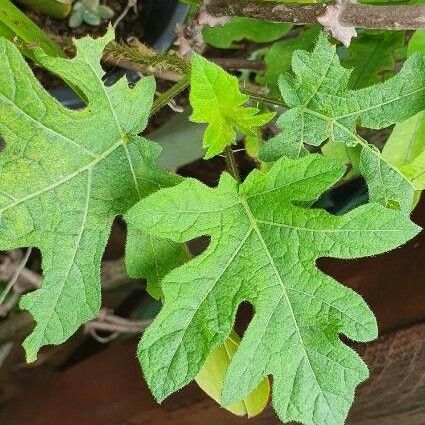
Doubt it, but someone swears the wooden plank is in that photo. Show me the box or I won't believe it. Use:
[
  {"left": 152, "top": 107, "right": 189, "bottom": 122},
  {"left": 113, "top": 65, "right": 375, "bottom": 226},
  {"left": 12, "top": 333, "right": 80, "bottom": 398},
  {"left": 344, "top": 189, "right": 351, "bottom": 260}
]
[
  {"left": 1, "top": 323, "right": 423, "bottom": 425},
  {"left": 350, "top": 323, "right": 425, "bottom": 424}
]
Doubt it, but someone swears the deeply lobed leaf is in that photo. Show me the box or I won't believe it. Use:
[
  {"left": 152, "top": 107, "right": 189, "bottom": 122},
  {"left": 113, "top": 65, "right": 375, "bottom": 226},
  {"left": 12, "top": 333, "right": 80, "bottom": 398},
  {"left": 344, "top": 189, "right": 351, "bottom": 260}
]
[
  {"left": 260, "top": 32, "right": 425, "bottom": 213},
  {"left": 0, "top": 31, "right": 177, "bottom": 361},
  {"left": 127, "top": 154, "right": 420, "bottom": 425}
]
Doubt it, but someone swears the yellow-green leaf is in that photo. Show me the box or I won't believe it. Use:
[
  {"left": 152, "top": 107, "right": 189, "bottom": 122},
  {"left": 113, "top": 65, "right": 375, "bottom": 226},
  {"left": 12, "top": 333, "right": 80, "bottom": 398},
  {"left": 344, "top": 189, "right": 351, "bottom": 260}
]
[{"left": 196, "top": 331, "right": 270, "bottom": 417}]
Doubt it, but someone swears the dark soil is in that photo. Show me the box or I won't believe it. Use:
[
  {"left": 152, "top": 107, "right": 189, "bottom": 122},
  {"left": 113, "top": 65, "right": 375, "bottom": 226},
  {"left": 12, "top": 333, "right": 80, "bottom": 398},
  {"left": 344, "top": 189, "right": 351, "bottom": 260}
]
[
  {"left": 26, "top": 0, "right": 147, "bottom": 89},
  {"left": 27, "top": 0, "right": 146, "bottom": 44}
]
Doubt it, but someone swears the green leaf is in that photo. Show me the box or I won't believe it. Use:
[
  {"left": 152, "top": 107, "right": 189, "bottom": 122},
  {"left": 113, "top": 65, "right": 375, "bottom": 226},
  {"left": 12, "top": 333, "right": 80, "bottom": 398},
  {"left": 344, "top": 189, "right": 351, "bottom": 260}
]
[
  {"left": 15, "top": 0, "right": 72, "bottom": 19},
  {"left": 383, "top": 110, "right": 425, "bottom": 191},
  {"left": 0, "top": 0, "right": 65, "bottom": 59},
  {"left": 125, "top": 230, "right": 187, "bottom": 299},
  {"left": 128, "top": 154, "right": 420, "bottom": 425},
  {"left": 407, "top": 29, "right": 425, "bottom": 57},
  {"left": 0, "top": 31, "right": 177, "bottom": 361},
  {"left": 400, "top": 150, "right": 425, "bottom": 189},
  {"left": 382, "top": 30, "right": 425, "bottom": 193},
  {"left": 203, "top": 17, "right": 292, "bottom": 49},
  {"left": 195, "top": 331, "right": 270, "bottom": 417},
  {"left": 190, "top": 54, "right": 274, "bottom": 159},
  {"left": 343, "top": 31, "right": 405, "bottom": 89},
  {"left": 383, "top": 111, "right": 425, "bottom": 169},
  {"left": 256, "top": 26, "right": 320, "bottom": 96},
  {"left": 260, "top": 32, "right": 425, "bottom": 212},
  {"left": 383, "top": 111, "right": 425, "bottom": 191}
]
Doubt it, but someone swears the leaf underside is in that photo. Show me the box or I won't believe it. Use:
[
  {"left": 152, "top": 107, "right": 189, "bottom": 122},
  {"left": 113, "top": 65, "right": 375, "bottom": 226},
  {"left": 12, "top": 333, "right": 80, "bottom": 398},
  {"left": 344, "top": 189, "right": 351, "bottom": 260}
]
[
  {"left": 0, "top": 31, "right": 176, "bottom": 361},
  {"left": 127, "top": 154, "right": 419, "bottom": 425}
]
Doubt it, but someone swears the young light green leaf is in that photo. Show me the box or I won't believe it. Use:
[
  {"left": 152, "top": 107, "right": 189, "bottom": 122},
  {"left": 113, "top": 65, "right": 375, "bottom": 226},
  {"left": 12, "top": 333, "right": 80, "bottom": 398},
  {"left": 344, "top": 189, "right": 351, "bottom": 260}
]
[
  {"left": 260, "top": 32, "right": 425, "bottom": 212},
  {"left": 0, "top": 31, "right": 177, "bottom": 361},
  {"left": 195, "top": 330, "right": 270, "bottom": 417},
  {"left": 203, "top": 17, "right": 292, "bottom": 49},
  {"left": 190, "top": 53, "right": 275, "bottom": 159},
  {"left": 127, "top": 154, "right": 420, "bottom": 425}
]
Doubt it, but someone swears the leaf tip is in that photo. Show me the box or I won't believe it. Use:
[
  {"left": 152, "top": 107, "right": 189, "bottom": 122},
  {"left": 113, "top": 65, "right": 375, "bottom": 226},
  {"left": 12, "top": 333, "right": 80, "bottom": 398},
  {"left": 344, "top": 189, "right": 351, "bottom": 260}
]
[{"left": 22, "top": 335, "right": 39, "bottom": 364}]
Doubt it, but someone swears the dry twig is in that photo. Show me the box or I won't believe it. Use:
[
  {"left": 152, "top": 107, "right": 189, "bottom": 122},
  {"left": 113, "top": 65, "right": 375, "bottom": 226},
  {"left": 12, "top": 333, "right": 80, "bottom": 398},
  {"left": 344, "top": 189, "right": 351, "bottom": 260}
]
[
  {"left": 205, "top": 0, "right": 425, "bottom": 45},
  {"left": 84, "top": 308, "right": 152, "bottom": 343}
]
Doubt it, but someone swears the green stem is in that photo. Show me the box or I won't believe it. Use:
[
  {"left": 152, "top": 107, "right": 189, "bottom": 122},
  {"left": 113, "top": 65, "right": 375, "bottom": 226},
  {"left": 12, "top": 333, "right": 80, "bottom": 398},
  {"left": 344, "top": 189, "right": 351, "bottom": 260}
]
[
  {"left": 224, "top": 146, "right": 241, "bottom": 182},
  {"left": 242, "top": 89, "right": 286, "bottom": 108},
  {"left": 150, "top": 76, "right": 190, "bottom": 117}
]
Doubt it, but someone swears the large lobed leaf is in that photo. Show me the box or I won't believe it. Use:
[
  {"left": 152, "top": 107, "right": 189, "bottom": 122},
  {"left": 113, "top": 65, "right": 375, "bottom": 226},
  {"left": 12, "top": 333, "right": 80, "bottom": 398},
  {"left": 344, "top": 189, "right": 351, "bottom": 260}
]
[
  {"left": 0, "top": 30, "right": 177, "bottom": 361},
  {"left": 127, "top": 154, "right": 419, "bottom": 425},
  {"left": 260, "top": 32, "right": 425, "bottom": 213}
]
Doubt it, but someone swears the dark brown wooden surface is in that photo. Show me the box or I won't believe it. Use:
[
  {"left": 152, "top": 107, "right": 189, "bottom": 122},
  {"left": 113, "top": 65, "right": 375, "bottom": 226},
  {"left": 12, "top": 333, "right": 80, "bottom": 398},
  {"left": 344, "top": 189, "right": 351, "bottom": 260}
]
[
  {"left": 0, "top": 322, "right": 423, "bottom": 425},
  {"left": 319, "top": 196, "right": 425, "bottom": 334},
  {"left": 350, "top": 323, "right": 425, "bottom": 425}
]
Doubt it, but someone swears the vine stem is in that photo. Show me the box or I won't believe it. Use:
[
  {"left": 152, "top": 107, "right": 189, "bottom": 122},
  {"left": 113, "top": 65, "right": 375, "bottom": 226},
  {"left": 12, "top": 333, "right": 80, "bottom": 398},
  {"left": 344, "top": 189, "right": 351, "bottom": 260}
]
[
  {"left": 150, "top": 76, "right": 190, "bottom": 117},
  {"left": 224, "top": 146, "right": 241, "bottom": 182},
  {"left": 0, "top": 248, "right": 32, "bottom": 306},
  {"left": 205, "top": 0, "right": 425, "bottom": 30},
  {"left": 243, "top": 89, "right": 286, "bottom": 108}
]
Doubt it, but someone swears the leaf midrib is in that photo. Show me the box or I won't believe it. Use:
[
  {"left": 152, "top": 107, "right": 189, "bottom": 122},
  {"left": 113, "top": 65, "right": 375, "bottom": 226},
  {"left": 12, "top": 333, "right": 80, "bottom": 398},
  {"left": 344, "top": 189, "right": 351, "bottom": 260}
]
[
  {"left": 239, "top": 196, "right": 338, "bottom": 425},
  {"left": 85, "top": 56, "right": 143, "bottom": 201},
  {"left": 303, "top": 108, "right": 415, "bottom": 191},
  {"left": 0, "top": 138, "right": 124, "bottom": 214},
  {"left": 337, "top": 82, "right": 425, "bottom": 120}
]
